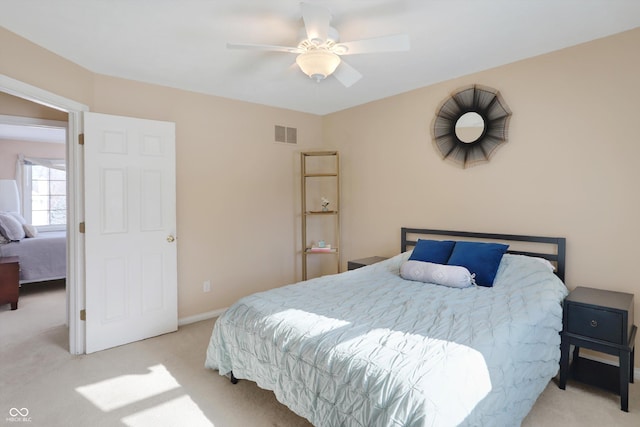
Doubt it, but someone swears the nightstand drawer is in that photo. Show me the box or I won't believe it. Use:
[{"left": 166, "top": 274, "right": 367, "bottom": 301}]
[{"left": 567, "top": 305, "right": 623, "bottom": 344}]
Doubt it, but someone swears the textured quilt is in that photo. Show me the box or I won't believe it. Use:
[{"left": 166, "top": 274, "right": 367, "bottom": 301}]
[{"left": 205, "top": 253, "right": 568, "bottom": 426}]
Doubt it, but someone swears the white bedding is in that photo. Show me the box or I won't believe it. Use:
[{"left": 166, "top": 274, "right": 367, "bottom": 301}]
[
  {"left": 0, "top": 230, "right": 66, "bottom": 283},
  {"left": 205, "top": 252, "right": 568, "bottom": 426}
]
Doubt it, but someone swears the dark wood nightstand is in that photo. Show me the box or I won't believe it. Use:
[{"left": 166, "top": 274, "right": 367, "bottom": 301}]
[
  {"left": 347, "top": 256, "right": 388, "bottom": 271},
  {"left": 559, "top": 286, "right": 636, "bottom": 412},
  {"left": 0, "top": 256, "right": 20, "bottom": 310}
]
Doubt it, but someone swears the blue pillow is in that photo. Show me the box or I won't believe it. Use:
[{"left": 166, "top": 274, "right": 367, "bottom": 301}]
[
  {"left": 447, "top": 241, "right": 509, "bottom": 287},
  {"left": 408, "top": 239, "right": 456, "bottom": 264}
]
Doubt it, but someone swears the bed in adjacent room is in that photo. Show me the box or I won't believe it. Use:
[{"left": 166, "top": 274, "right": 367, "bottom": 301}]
[
  {"left": 0, "top": 211, "right": 66, "bottom": 284},
  {"left": 205, "top": 228, "right": 568, "bottom": 426}
]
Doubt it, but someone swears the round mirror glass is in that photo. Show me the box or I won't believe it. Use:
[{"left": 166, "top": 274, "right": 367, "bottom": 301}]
[{"left": 455, "top": 112, "right": 485, "bottom": 143}]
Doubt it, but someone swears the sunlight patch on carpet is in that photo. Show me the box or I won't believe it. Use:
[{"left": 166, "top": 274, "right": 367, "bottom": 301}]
[
  {"left": 121, "top": 395, "right": 214, "bottom": 427},
  {"left": 76, "top": 364, "right": 180, "bottom": 411}
]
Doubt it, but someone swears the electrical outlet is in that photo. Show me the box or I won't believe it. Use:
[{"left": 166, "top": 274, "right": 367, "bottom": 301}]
[{"left": 203, "top": 280, "right": 211, "bottom": 292}]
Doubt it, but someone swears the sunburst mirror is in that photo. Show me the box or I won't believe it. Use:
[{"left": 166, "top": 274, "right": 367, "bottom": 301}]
[{"left": 432, "top": 85, "right": 512, "bottom": 168}]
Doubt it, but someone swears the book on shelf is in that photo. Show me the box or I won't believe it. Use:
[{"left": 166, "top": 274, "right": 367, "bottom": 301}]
[{"left": 309, "top": 244, "right": 332, "bottom": 252}]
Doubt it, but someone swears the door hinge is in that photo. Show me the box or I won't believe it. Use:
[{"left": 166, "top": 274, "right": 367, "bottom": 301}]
[
  {"left": 80, "top": 309, "right": 86, "bottom": 321},
  {"left": 79, "top": 133, "right": 85, "bottom": 145},
  {"left": 79, "top": 222, "right": 85, "bottom": 233}
]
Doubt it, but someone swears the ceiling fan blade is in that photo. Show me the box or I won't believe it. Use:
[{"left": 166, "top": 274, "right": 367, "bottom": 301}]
[
  {"left": 338, "top": 34, "right": 410, "bottom": 55},
  {"left": 301, "top": 2, "right": 331, "bottom": 42},
  {"left": 333, "top": 60, "right": 362, "bottom": 88},
  {"left": 227, "top": 42, "right": 301, "bottom": 54}
]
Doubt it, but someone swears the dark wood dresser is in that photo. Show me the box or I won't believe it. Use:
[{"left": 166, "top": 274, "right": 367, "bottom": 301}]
[{"left": 0, "top": 256, "right": 20, "bottom": 310}]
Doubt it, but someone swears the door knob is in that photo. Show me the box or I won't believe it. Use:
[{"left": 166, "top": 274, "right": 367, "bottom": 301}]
[{"left": 166, "top": 235, "right": 175, "bottom": 243}]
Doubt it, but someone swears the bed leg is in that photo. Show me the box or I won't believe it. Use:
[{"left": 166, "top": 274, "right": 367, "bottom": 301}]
[{"left": 229, "top": 371, "right": 238, "bottom": 384}]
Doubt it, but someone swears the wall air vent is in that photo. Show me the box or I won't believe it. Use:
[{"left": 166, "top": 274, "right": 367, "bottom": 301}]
[{"left": 275, "top": 125, "right": 297, "bottom": 144}]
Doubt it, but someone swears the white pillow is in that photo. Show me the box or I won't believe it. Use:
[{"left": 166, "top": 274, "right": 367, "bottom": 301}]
[
  {"left": 23, "top": 223, "right": 38, "bottom": 238},
  {"left": 502, "top": 254, "right": 556, "bottom": 272},
  {"left": 400, "top": 260, "right": 475, "bottom": 288},
  {"left": 531, "top": 257, "right": 556, "bottom": 272},
  {"left": 0, "top": 212, "right": 26, "bottom": 241},
  {"left": 7, "top": 211, "right": 27, "bottom": 224}
]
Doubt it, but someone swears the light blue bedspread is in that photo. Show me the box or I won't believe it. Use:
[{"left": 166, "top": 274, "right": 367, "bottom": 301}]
[{"left": 205, "top": 253, "right": 568, "bottom": 426}]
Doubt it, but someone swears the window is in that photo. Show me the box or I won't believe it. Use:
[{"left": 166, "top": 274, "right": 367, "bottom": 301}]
[
  {"left": 20, "top": 156, "right": 67, "bottom": 230},
  {"left": 30, "top": 165, "right": 66, "bottom": 226}
]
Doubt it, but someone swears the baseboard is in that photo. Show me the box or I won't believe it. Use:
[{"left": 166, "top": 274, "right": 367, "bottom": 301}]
[
  {"left": 576, "top": 350, "right": 640, "bottom": 381},
  {"left": 178, "top": 307, "right": 227, "bottom": 326}
]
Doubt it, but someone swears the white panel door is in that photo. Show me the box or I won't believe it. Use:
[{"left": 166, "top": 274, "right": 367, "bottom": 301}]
[{"left": 84, "top": 112, "right": 177, "bottom": 353}]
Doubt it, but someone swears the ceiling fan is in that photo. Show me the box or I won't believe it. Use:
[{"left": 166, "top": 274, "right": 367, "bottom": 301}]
[{"left": 227, "top": 2, "right": 410, "bottom": 87}]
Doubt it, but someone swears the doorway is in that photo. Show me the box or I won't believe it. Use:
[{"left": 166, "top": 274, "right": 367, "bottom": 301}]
[
  {"left": 0, "top": 74, "right": 88, "bottom": 354},
  {"left": 0, "top": 112, "right": 68, "bottom": 340}
]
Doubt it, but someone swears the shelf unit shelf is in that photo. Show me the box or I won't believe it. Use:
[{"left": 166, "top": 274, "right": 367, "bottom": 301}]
[
  {"left": 305, "top": 211, "right": 338, "bottom": 215},
  {"left": 304, "top": 173, "right": 338, "bottom": 178},
  {"left": 301, "top": 151, "right": 340, "bottom": 280}
]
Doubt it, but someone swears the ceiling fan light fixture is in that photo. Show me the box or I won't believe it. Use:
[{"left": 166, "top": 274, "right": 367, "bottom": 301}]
[
  {"left": 333, "top": 44, "right": 348, "bottom": 55},
  {"left": 296, "top": 50, "right": 341, "bottom": 82}
]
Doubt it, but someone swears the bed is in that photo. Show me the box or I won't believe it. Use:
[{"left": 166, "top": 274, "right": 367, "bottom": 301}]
[
  {"left": 205, "top": 228, "right": 568, "bottom": 426},
  {"left": 0, "top": 230, "right": 66, "bottom": 284}
]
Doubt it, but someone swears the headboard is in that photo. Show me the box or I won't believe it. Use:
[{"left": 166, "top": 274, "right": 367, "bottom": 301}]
[{"left": 401, "top": 227, "right": 566, "bottom": 282}]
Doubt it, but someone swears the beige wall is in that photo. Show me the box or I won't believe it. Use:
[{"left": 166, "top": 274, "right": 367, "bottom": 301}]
[
  {"left": 1, "top": 27, "right": 324, "bottom": 319},
  {"left": 2, "top": 25, "right": 639, "bottom": 360},
  {"left": 0, "top": 140, "right": 66, "bottom": 179},
  {"left": 0, "top": 92, "right": 67, "bottom": 179},
  {"left": 326, "top": 28, "right": 640, "bottom": 354},
  {"left": 0, "top": 92, "right": 68, "bottom": 120},
  {"left": 89, "top": 75, "right": 324, "bottom": 316},
  {"left": 0, "top": 29, "right": 93, "bottom": 106}
]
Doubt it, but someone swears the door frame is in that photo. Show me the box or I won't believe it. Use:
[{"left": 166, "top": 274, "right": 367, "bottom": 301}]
[{"left": 0, "top": 74, "right": 88, "bottom": 354}]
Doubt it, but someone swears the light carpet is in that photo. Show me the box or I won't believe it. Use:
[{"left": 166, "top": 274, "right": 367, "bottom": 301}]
[{"left": 1, "top": 282, "right": 638, "bottom": 426}]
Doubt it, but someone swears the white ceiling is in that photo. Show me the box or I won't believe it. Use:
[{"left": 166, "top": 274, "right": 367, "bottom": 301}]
[
  {"left": 0, "top": 123, "right": 66, "bottom": 143},
  {"left": 2, "top": 1, "right": 639, "bottom": 115},
  {"left": 0, "top": 116, "right": 67, "bottom": 143}
]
